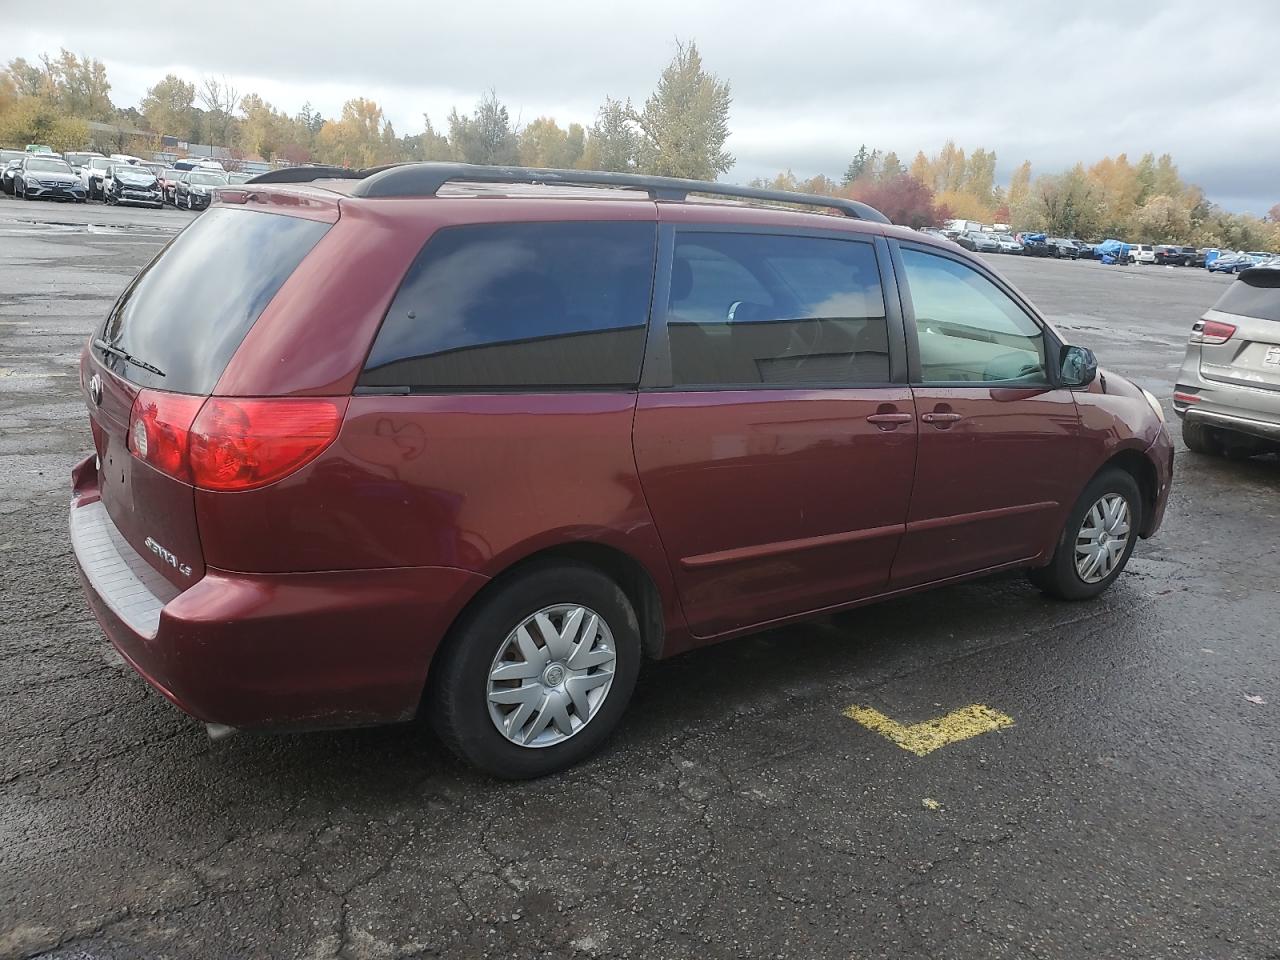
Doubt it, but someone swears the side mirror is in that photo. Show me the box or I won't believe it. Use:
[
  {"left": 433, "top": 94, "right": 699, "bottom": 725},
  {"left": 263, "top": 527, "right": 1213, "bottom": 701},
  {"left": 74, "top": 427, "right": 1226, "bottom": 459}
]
[{"left": 1060, "top": 345, "right": 1098, "bottom": 387}]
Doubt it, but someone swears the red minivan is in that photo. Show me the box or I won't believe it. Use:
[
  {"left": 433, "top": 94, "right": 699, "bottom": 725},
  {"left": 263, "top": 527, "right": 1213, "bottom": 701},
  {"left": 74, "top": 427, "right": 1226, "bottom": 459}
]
[{"left": 70, "top": 164, "right": 1173, "bottom": 777}]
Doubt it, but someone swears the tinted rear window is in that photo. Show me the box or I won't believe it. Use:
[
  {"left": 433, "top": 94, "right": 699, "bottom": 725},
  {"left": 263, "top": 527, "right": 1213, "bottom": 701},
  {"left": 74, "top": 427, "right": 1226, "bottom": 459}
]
[
  {"left": 1215, "top": 272, "right": 1280, "bottom": 322},
  {"left": 97, "top": 208, "right": 330, "bottom": 393},
  {"left": 667, "top": 232, "right": 889, "bottom": 387},
  {"left": 360, "top": 222, "right": 656, "bottom": 390}
]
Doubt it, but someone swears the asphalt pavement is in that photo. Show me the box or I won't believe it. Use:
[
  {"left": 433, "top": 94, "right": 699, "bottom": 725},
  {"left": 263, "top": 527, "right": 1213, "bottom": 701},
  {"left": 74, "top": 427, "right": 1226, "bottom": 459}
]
[{"left": 1, "top": 198, "right": 1277, "bottom": 960}]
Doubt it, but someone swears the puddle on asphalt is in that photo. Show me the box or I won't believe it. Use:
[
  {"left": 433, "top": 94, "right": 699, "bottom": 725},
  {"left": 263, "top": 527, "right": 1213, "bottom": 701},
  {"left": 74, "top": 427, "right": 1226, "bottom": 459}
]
[{"left": 0, "top": 218, "right": 179, "bottom": 236}]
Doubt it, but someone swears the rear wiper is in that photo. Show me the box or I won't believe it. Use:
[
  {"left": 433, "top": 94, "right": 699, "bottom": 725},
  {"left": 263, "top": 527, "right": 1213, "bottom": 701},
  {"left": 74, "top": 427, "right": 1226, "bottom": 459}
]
[{"left": 93, "top": 338, "right": 165, "bottom": 378}]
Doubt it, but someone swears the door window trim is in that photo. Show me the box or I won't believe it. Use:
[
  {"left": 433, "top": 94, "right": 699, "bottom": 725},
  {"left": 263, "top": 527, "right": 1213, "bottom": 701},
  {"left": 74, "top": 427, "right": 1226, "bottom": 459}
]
[
  {"left": 889, "top": 239, "right": 1066, "bottom": 389},
  {"left": 640, "top": 224, "right": 910, "bottom": 391}
]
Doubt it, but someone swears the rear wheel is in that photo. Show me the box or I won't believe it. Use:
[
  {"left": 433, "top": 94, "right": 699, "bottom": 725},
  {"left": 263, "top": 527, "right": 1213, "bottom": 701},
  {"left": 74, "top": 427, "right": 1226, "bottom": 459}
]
[
  {"left": 430, "top": 561, "right": 642, "bottom": 779},
  {"left": 1181, "top": 419, "right": 1219, "bottom": 455},
  {"left": 1030, "top": 469, "right": 1142, "bottom": 600}
]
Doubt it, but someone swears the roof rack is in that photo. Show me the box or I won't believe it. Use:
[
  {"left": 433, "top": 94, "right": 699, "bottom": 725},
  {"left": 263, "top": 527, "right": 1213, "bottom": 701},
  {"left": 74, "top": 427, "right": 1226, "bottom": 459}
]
[
  {"left": 245, "top": 165, "right": 363, "bottom": 184},
  {"left": 248, "top": 161, "right": 891, "bottom": 223}
]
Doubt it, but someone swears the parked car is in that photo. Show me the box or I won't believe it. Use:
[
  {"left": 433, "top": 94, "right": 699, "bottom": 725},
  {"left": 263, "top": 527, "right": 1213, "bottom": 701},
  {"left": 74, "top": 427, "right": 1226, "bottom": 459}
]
[
  {"left": 64, "top": 151, "right": 105, "bottom": 173},
  {"left": 1186, "top": 247, "right": 1206, "bottom": 268},
  {"left": 1, "top": 158, "right": 22, "bottom": 195},
  {"left": 1175, "top": 265, "right": 1280, "bottom": 458},
  {"left": 957, "top": 231, "right": 1001, "bottom": 253},
  {"left": 1048, "top": 237, "right": 1080, "bottom": 259},
  {"left": 992, "top": 233, "right": 1024, "bottom": 254},
  {"left": 227, "top": 171, "right": 253, "bottom": 184},
  {"left": 1208, "top": 252, "right": 1260, "bottom": 274},
  {"left": 1130, "top": 244, "right": 1156, "bottom": 265},
  {"left": 1154, "top": 245, "right": 1183, "bottom": 266},
  {"left": 1017, "top": 233, "right": 1054, "bottom": 257},
  {"left": 160, "top": 169, "right": 185, "bottom": 204},
  {"left": 103, "top": 163, "right": 163, "bottom": 208},
  {"left": 80, "top": 156, "right": 114, "bottom": 199},
  {"left": 13, "top": 155, "right": 87, "bottom": 202},
  {"left": 70, "top": 164, "right": 1173, "bottom": 778},
  {"left": 173, "top": 158, "right": 227, "bottom": 173},
  {"left": 174, "top": 169, "right": 228, "bottom": 209},
  {"left": 1070, "top": 240, "right": 1095, "bottom": 259},
  {"left": 141, "top": 161, "right": 168, "bottom": 181}
]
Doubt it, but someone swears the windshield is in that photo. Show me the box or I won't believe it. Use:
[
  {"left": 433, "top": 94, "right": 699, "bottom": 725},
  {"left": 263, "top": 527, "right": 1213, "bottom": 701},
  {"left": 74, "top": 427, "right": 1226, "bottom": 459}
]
[
  {"left": 27, "top": 159, "right": 72, "bottom": 173},
  {"left": 189, "top": 172, "right": 227, "bottom": 185}
]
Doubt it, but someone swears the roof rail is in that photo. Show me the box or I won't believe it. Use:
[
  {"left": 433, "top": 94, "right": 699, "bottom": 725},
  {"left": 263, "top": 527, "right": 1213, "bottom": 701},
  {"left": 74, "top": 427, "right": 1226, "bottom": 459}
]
[
  {"left": 245, "top": 165, "right": 363, "bottom": 184},
  {"left": 344, "top": 162, "right": 890, "bottom": 223}
]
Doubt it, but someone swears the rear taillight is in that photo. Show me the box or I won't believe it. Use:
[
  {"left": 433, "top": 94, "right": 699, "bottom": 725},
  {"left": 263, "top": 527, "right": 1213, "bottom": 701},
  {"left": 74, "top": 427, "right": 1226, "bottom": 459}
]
[
  {"left": 1190, "top": 319, "right": 1237, "bottom": 345},
  {"left": 188, "top": 397, "right": 345, "bottom": 491},
  {"left": 127, "top": 390, "right": 203, "bottom": 482},
  {"left": 127, "top": 392, "right": 345, "bottom": 491}
]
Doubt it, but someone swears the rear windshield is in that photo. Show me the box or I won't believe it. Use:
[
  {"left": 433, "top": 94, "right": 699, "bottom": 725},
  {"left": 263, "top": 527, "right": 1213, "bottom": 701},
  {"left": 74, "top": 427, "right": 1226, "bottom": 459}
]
[
  {"left": 1214, "top": 272, "right": 1280, "bottom": 323},
  {"left": 97, "top": 208, "right": 330, "bottom": 393}
]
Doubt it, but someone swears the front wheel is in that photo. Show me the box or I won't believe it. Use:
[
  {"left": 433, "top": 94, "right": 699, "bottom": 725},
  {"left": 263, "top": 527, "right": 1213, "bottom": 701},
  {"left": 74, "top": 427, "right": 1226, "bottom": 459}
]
[
  {"left": 430, "top": 561, "right": 642, "bottom": 779},
  {"left": 1030, "top": 469, "right": 1142, "bottom": 600}
]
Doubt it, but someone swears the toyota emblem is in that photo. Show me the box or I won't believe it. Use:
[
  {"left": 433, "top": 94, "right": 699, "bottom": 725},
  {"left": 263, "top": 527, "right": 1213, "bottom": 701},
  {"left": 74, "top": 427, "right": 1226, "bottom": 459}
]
[{"left": 88, "top": 373, "right": 103, "bottom": 406}]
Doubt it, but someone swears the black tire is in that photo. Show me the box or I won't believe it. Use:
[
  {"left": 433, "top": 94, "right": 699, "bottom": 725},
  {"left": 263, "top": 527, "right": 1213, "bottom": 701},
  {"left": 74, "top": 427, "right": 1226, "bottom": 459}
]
[
  {"left": 430, "top": 561, "right": 642, "bottom": 779},
  {"left": 1029, "top": 468, "right": 1142, "bottom": 601},
  {"left": 1181, "top": 419, "right": 1219, "bottom": 456}
]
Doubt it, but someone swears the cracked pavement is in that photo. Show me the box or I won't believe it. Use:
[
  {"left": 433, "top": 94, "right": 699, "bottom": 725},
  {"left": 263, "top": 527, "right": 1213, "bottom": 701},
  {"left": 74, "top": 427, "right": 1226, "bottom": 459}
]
[{"left": 1, "top": 199, "right": 1277, "bottom": 959}]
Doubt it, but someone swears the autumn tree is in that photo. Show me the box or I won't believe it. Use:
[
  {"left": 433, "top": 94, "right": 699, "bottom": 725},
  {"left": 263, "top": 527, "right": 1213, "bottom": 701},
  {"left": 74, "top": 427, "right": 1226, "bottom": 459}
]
[
  {"left": 3, "top": 57, "right": 47, "bottom": 97},
  {"left": 579, "top": 98, "right": 638, "bottom": 172},
  {"left": 198, "top": 75, "right": 241, "bottom": 149},
  {"left": 879, "top": 151, "right": 904, "bottom": 181},
  {"left": 847, "top": 174, "right": 940, "bottom": 228},
  {"left": 632, "top": 41, "right": 732, "bottom": 179},
  {"left": 448, "top": 91, "right": 518, "bottom": 165},
  {"left": 43, "top": 50, "right": 113, "bottom": 121},
  {"left": 1031, "top": 165, "right": 1100, "bottom": 237},
  {"left": 407, "top": 114, "right": 453, "bottom": 161},
  {"left": 316, "top": 97, "right": 398, "bottom": 167},
  {"left": 0, "top": 97, "right": 89, "bottom": 151},
  {"left": 141, "top": 74, "right": 196, "bottom": 139},
  {"left": 518, "top": 117, "right": 585, "bottom": 168}
]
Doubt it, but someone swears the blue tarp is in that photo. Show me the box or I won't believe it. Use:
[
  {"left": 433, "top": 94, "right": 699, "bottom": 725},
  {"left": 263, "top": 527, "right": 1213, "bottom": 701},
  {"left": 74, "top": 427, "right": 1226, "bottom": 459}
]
[{"left": 1094, "top": 238, "right": 1130, "bottom": 265}]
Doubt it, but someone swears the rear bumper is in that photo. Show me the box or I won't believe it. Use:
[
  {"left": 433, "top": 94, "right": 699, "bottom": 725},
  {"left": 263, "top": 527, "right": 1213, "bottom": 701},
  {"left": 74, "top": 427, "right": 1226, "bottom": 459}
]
[
  {"left": 1174, "top": 359, "right": 1280, "bottom": 444},
  {"left": 69, "top": 454, "right": 487, "bottom": 730}
]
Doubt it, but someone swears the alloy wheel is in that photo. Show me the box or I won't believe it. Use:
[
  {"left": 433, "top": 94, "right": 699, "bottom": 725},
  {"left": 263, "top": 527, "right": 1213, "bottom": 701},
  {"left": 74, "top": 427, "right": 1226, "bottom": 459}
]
[
  {"left": 1075, "top": 493, "right": 1131, "bottom": 583},
  {"left": 486, "top": 603, "right": 617, "bottom": 748}
]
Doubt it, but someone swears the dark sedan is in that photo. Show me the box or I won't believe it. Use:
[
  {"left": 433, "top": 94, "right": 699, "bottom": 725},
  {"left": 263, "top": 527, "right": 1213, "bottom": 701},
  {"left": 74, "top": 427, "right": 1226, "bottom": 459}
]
[
  {"left": 14, "top": 156, "right": 87, "bottom": 202},
  {"left": 1, "top": 158, "right": 22, "bottom": 195},
  {"left": 956, "top": 231, "right": 1001, "bottom": 253},
  {"left": 1048, "top": 237, "right": 1080, "bottom": 259},
  {"left": 1155, "top": 244, "right": 1190, "bottom": 266},
  {"left": 174, "top": 170, "right": 229, "bottom": 210}
]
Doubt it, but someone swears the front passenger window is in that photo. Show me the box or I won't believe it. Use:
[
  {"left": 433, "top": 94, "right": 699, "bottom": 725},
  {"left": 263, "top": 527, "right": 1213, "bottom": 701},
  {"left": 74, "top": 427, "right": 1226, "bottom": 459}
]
[{"left": 899, "top": 248, "right": 1047, "bottom": 384}]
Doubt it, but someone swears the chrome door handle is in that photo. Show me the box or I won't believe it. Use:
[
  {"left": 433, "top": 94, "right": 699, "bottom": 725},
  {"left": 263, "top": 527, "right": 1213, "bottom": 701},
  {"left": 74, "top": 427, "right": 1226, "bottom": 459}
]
[{"left": 865, "top": 412, "right": 916, "bottom": 430}]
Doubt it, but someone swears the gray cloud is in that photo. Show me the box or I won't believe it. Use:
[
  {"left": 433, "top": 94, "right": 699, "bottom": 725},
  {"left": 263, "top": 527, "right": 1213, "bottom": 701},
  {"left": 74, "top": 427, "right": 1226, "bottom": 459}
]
[{"left": 8, "top": 0, "right": 1278, "bottom": 212}]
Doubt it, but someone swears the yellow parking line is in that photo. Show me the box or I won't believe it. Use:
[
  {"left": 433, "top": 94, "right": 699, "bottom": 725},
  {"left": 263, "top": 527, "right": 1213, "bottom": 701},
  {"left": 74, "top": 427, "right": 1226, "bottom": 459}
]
[{"left": 843, "top": 703, "right": 1014, "bottom": 757}]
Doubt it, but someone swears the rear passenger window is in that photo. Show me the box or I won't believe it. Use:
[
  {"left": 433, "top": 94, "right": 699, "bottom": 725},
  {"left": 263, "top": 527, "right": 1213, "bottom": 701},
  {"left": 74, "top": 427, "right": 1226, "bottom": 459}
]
[
  {"left": 667, "top": 233, "right": 889, "bottom": 387},
  {"left": 360, "top": 222, "right": 656, "bottom": 390}
]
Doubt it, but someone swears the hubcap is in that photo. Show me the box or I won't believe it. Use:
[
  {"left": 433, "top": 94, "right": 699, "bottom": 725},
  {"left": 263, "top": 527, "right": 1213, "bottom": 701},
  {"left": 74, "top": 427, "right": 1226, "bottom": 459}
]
[
  {"left": 486, "top": 604, "right": 617, "bottom": 748},
  {"left": 1075, "top": 493, "right": 1131, "bottom": 584}
]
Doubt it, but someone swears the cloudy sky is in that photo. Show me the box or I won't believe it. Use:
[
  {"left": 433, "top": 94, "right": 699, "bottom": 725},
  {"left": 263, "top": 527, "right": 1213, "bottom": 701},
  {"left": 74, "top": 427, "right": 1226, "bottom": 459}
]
[{"left": 7, "top": 1, "right": 1278, "bottom": 213}]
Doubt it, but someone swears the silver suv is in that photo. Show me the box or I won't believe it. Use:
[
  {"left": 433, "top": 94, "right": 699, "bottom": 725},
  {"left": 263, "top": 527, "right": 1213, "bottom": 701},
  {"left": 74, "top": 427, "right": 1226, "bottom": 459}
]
[{"left": 1175, "top": 266, "right": 1280, "bottom": 457}]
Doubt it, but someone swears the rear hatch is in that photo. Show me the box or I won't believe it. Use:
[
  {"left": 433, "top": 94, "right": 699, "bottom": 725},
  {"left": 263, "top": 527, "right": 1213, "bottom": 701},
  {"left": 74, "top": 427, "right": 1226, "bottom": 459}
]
[
  {"left": 82, "top": 205, "right": 334, "bottom": 589},
  {"left": 1199, "top": 268, "right": 1280, "bottom": 393}
]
